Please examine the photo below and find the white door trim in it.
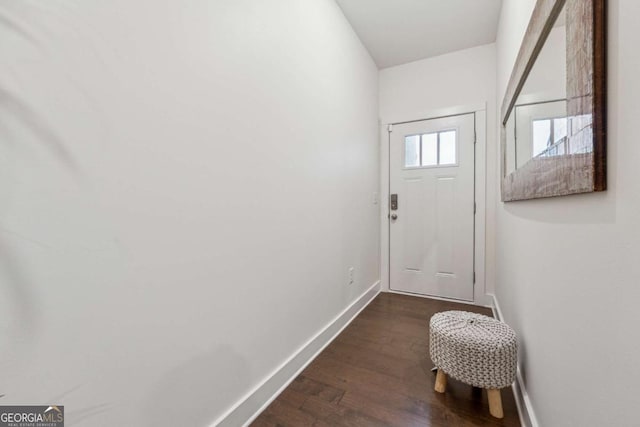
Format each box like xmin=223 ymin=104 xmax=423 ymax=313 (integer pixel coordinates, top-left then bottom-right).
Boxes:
xmin=380 ymin=102 xmax=488 ymax=129
xmin=380 ymin=103 xmax=491 ymax=306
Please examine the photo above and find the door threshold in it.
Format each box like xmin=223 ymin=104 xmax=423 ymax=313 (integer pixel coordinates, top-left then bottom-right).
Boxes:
xmin=387 ymin=289 xmax=490 ymax=308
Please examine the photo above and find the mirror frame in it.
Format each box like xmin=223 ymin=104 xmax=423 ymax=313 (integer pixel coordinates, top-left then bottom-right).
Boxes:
xmin=500 ymin=0 xmax=606 ymax=201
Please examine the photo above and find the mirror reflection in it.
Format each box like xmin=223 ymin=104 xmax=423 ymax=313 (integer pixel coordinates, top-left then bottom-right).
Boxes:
xmin=505 ymin=4 xmax=574 ymax=175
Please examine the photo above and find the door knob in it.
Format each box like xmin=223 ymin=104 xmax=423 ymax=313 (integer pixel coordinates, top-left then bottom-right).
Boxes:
xmin=391 ymin=214 xmax=398 ymax=220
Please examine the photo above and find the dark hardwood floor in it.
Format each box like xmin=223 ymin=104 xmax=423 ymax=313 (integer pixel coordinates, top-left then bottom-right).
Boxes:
xmin=251 ymin=292 xmax=521 ymax=427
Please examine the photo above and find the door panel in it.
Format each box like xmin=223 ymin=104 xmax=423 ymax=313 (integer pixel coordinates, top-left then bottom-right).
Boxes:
xmin=404 ymin=177 xmax=425 ymax=270
xmin=436 ymin=176 xmax=455 ymax=274
xmin=389 ymin=114 xmax=475 ymax=301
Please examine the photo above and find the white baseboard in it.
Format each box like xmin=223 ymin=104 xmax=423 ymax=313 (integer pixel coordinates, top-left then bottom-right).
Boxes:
xmin=212 ymin=281 xmax=382 ymax=427
xmin=489 ymin=293 xmax=539 ymax=427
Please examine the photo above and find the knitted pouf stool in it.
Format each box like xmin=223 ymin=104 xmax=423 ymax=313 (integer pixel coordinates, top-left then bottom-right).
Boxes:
xmin=429 ymin=310 xmax=517 ymax=418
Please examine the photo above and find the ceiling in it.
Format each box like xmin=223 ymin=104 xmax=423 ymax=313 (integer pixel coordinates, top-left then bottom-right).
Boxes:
xmin=335 ymin=0 xmax=503 ymax=69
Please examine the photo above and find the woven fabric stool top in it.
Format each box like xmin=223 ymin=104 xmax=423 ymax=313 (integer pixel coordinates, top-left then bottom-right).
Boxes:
xmin=429 ymin=310 xmax=517 ymax=389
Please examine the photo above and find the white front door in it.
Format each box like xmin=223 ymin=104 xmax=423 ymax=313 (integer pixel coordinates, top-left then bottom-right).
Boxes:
xmin=389 ymin=114 xmax=475 ymax=301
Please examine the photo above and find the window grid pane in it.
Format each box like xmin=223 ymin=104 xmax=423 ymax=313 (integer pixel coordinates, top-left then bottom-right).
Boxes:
xmin=532 ymin=119 xmax=551 ymax=157
xmin=553 ymin=117 xmax=568 ymax=144
xmin=421 ymin=133 xmax=438 ymax=166
xmin=404 ymin=135 xmax=420 ymax=167
xmin=439 ymin=130 xmax=456 ymax=165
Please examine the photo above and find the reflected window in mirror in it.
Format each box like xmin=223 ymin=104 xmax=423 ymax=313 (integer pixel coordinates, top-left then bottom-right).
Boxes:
xmin=532 ymin=116 xmax=568 ymax=157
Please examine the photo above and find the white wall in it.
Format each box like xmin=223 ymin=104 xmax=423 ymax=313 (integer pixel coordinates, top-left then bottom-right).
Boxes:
xmin=379 ymin=44 xmax=497 ymax=124
xmin=495 ymin=1 xmax=640 ymax=425
xmin=379 ymin=44 xmax=497 ymax=299
xmin=0 ymin=0 xmax=379 ymax=425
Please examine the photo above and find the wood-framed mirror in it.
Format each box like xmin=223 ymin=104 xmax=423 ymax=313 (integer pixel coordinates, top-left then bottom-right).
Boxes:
xmin=500 ymin=0 xmax=606 ymax=201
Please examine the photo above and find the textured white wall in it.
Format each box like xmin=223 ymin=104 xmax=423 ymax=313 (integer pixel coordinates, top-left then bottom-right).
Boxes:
xmin=379 ymin=44 xmax=497 ymax=297
xmin=495 ymin=0 xmax=640 ymax=425
xmin=0 ymin=0 xmax=379 ymax=425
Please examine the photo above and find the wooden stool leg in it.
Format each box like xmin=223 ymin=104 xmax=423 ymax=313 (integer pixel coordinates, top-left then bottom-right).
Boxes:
xmin=487 ymin=389 xmax=503 ymax=419
xmin=434 ymin=369 xmax=447 ymax=393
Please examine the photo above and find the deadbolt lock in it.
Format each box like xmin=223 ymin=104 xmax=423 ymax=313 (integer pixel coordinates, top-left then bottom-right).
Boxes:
xmin=390 ymin=194 xmax=398 ymax=210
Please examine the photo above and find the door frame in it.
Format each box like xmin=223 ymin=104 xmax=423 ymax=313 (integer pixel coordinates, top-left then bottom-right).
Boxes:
xmin=380 ymin=103 xmax=491 ymax=306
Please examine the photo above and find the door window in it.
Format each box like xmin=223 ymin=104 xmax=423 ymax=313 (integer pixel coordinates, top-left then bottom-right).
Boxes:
xmin=404 ymin=130 xmax=457 ymax=167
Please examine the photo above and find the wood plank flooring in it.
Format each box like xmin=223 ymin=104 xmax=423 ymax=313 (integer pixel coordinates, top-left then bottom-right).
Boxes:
xmin=251 ymin=292 xmax=521 ymax=427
